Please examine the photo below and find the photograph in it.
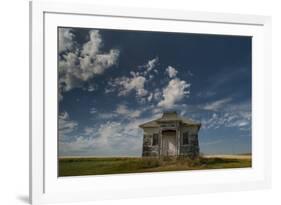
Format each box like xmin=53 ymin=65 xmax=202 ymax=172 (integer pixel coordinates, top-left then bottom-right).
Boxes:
xmin=58 ymin=27 xmax=252 ymax=177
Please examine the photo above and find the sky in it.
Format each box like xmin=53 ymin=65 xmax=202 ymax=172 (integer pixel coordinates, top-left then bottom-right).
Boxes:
xmin=58 ymin=27 xmax=252 ymax=157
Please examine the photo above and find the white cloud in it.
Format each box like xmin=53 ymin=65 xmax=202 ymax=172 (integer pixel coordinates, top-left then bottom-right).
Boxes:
xmin=87 ymin=84 xmax=96 ymax=92
xmin=58 ymin=112 xmax=78 ymax=140
xmin=84 ymin=127 xmax=95 ymax=136
xmin=60 ymin=122 xmax=123 ymax=152
xmin=59 ymin=136 xmax=92 ymax=152
xmin=200 ymin=101 xmax=251 ymax=131
xmin=201 ymin=112 xmax=227 ymax=130
xmin=202 ymin=97 xmax=232 ymax=111
xmin=146 ymin=88 xmax=162 ymax=103
xmin=202 ymin=111 xmax=251 ymax=130
xmin=201 ymin=139 xmax=223 ymax=146
xmin=91 ymin=104 xmax=143 ymax=120
xmin=58 ymin=29 xmax=120 ymax=97
xmin=113 ymin=75 xmax=148 ymax=97
xmin=89 ymin=107 xmax=97 ymax=114
xmin=116 ymin=104 xmax=141 ymax=118
xmin=224 ymin=110 xmax=251 ymax=130
xmin=153 ymin=88 xmax=162 ymax=101
xmin=166 ymin=66 xmax=178 ymax=78
xmin=58 ymin=28 xmax=74 ymax=53
xmin=139 ymin=57 xmax=159 ymax=74
xmin=147 ymin=93 xmax=153 ymax=102
xmin=94 ymin=122 xmax=123 ymax=147
xmin=84 ymin=82 xmax=98 ymax=93
xmin=81 ymin=30 xmax=102 ymax=57
xmin=59 ymin=112 xmax=166 ymax=156
xmin=98 ymin=113 xmax=117 ymax=119
xmin=109 ymin=57 xmax=160 ymax=98
xmin=146 ymin=57 xmax=159 ymax=72
xmin=232 ymin=120 xmax=249 ymax=127
xmin=158 ymin=78 xmax=190 ymax=108
xmin=105 ymin=57 xmax=161 ymax=102
xmin=115 ymin=104 xmax=129 ymax=115
xmin=59 ymin=120 xmax=143 ymax=156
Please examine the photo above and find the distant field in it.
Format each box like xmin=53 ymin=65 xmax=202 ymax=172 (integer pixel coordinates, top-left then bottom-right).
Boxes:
xmin=204 ymin=154 xmax=252 ymax=159
xmin=58 ymin=155 xmax=252 ymax=177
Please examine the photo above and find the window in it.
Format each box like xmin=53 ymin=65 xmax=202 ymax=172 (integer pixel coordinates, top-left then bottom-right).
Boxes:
xmin=182 ymin=132 xmax=189 ymax=145
xmin=144 ymin=134 xmax=152 ymax=146
xmin=152 ymin=134 xmax=158 ymax=146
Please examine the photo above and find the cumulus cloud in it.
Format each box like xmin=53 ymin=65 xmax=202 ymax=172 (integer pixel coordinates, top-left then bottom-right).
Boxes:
xmin=158 ymin=78 xmax=190 ymax=108
xmin=59 ymin=120 xmax=144 ymax=156
xmin=105 ymin=57 xmax=162 ymax=102
xmin=58 ymin=29 xmax=120 ymax=98
xmin=59 ymin=122 xmax=123 ymax=152
xmin=111 ymin=75 xmax=148 ymax=98
xmin=110 ymin=62 xmax=189 ymax=106
xmin=166 ymin=66 xmax=178 ymax=78
xmin=59 ymin=136 xmax=92 ymax=152
xmin=80 ymin=30 xmax=102 ymax=57
xmin=59 ymin=100 xmax=250 ymax=156
xmin=139 ymin=57 xmax=159 ymax=74
xmin=58 ymin=28 xmax=74 ymax=53
xmin=145 ymin=88 xmax=162 ymax=103
xmin=94 ymin=122 xmax=123 ymax=147
xmin=58 ymin=111 xmax=168 ymax=156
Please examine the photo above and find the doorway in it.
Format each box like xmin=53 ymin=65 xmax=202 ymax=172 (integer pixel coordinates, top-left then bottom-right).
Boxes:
xmin=162 ymin=130 xmax=177 ymax=156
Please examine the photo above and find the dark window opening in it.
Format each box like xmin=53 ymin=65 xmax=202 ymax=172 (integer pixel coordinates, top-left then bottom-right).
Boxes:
xmin=182 ymin=132 xmax=189 ymax=145
xmin=152 ymin=134 xmax=158 ymax=146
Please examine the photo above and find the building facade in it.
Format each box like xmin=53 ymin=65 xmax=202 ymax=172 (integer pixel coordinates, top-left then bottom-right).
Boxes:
xmin=139 ymin=111 xmax=201 ymax=158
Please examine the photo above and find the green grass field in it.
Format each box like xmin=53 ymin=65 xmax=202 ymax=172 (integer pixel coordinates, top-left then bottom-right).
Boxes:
xmin=58 ymin=155 xmax=251 ymax=177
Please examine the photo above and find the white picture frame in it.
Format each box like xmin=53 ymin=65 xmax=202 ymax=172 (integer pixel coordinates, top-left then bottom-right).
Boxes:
xmin=30 ymin=0 xmax=272 ymax=204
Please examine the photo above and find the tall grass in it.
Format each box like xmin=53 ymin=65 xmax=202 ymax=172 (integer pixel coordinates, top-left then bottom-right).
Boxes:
xmin=59 ymin=156 xmax=251 ymax=176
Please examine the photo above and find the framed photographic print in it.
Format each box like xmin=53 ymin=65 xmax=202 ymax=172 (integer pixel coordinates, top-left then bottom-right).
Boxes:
xmin=30 ymin=0 xmax=272 ymax=204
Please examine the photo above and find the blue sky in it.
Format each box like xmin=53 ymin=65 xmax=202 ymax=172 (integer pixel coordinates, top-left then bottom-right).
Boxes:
xmin=58 ymin=27 xmax=252 ymax=156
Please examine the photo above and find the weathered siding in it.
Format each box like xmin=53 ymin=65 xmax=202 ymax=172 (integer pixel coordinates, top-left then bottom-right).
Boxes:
xmin=142 ymin=128 xmax=160 ymax=157
xmin=142 ymin=122 xmax=200 ymax=158
xmin=179 ymin=125 xmax=200 ymax=158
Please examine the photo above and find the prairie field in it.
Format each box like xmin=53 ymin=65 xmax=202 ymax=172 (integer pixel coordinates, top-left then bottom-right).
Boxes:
xmin=58 ymin=155 xmax=251 ymax=177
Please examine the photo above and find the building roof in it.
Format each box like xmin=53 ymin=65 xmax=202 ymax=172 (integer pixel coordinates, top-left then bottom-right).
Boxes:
xmin=139 ymin=111 xmax=201 ymax=128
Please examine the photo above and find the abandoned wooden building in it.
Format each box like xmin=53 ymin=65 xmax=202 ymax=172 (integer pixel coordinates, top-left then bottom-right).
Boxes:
xmin=139 ymin=111 xmax=201 ymax=158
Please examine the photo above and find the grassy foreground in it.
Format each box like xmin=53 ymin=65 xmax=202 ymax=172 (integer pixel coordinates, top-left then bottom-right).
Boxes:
xmin=58 ymin=155 xmax=251 ymax=177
